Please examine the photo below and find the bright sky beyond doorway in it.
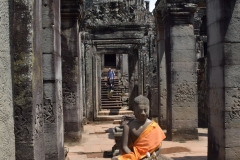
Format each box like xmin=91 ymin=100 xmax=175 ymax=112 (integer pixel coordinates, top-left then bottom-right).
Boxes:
xmin=149 ymin=0 xmax=157 ymax=12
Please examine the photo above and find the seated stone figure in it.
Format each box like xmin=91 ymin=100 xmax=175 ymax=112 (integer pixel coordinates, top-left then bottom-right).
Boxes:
xmin=112 ymin=95 xmax=166 ymax=160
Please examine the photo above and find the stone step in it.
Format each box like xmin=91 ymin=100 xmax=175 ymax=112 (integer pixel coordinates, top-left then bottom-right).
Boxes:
xmin=98 ymin=109 xmax=133 ymax=116
xmin=101 ymin=103 xmax=122 ymax=106
xmin=101 ymin=102 xmax=122 ymax=105
xmin=100 ymin=106 xmax=122 ymax=109
xmin=95 ymin=115 xmax=124 ymax=121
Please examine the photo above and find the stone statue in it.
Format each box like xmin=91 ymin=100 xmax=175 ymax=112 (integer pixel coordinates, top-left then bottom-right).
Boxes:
xmin=112 ymin=95 xmax=166 ymax=160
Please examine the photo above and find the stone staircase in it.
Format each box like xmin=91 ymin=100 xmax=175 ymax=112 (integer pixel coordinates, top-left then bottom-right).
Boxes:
xmin=97 ymin=68 xmax=133 ymax=121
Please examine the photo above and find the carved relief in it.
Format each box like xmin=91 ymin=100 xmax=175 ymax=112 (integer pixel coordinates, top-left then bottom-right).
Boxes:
xmin=228 ymin=92 xmax=240 ymax=120
xmin=161 ymin=89 xmax=167 ymax=99
xmin=63 ymin=91 xmax=76 ymax=109
xmin=84 ymin=1 xmax=150 ymax=27
xmin=174 ymin=82 xmax=195 ymax=102
xmin=14 ymin=106 xmax=29 ymax=142
xmin=43 ymin=99 xmax=55 ymax=123
xmin=34 ymin=104 xmax=43 ymax=139
xmin=58 ymin=89 xmax=63 ymax=120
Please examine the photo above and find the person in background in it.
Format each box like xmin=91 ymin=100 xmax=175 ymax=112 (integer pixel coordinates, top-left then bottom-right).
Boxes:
xmin=106 ymin=68 xmax=115 ymax=99
xmin=107 ymin=68 xmax=115 ymax=85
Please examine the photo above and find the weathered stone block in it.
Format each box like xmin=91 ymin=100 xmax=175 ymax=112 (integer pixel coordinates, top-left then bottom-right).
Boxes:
xmin=225 ymin=147 xmax=240 ymax=160
xmin=224 ymin=43 xmax=240 ymax=65
xmin=225 ymin=128 xmax=240 ymax=148
xmin=171 ymin=36 xmax=195 ymax=50
xmin=171 ymin=50 xmax=196 ymax=62
xmin=149 ymin=88 xmax=159 ymax=117
xmin=208 ymin=126 xmax=225 ymax=158
xmin=43 ymin=83 xmax=55 ymax=99
xmin=224 ymin=65 xmax=240 ymax=88
xmin=171 ymin=71 xmax=197 ymax=83
xmin=225 ymin=15 xmax=240 ymax=42
xmin=170 ymin=25 xmax=194 ymax=37
xmin=43 ymin=54 xmax=54 ymax=80
xmin=0 ymin=1 xmax=15 ymax=156
xmin=207 ymin=21 xmax=226 ymax=45
xmin=171 ymin=62 xmax=197 ymax=72
xmin=172 ymin=106 xmax=197 ymax=127
xmin=42 ymin=28 xmax=54 ymax=53
xmin=208 ymin=43 xmax=224 ymax=67
xmin=64 ymin=109 xmax=81 ymax=122
xmin=209 ymin=113 xmax=224 ymax=128
xmin=171 ymin=82 xmax=197 ymax=103
xmin=171 ymin=128 xmax=198 ymax=141
xmin=208 ymin=66 xmax=224 ymax=88
xmin=207 ymin=0 xmax=225 ymax=25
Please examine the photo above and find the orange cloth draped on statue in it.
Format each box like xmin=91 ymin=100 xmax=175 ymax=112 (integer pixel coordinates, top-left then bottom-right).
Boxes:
xmin=118 ymin=121 xmax=166 ymax=160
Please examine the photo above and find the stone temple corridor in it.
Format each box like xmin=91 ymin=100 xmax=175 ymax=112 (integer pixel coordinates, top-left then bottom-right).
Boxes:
xmin=1 ymin=0 xmax=240 ymax=159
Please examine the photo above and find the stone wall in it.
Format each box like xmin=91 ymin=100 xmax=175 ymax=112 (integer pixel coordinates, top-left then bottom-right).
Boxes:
xmin=207 ymin=0 xmax=240 ymax=159
xmin=0 ymin=0 xmax=15 ymax=159
xmin=13 ymin=0 xmax=45 ymax=159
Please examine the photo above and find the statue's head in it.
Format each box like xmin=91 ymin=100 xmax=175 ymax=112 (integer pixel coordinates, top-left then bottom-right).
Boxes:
xmin=133 ymin=95 xmax=149 ymax=121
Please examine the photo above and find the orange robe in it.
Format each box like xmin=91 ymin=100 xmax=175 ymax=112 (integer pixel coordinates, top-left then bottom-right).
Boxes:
xmin=118 ymin=121 xmax=166 ymax=160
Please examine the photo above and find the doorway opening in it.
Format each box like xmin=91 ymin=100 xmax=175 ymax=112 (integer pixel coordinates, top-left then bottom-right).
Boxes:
xmin=104 ymin=54 xmax=116 ymax=68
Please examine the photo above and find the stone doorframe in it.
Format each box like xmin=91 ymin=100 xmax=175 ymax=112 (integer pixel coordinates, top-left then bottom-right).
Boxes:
xmin=93 ymin=46 xmax=134 ymax=118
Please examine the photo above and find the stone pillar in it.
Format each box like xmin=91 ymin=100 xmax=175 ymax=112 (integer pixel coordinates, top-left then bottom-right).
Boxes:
xmin=97 ymin=53 xmax=102 ymax=116
xmin=0 ymin=0 xmax=15 ymax=159
xmin=116 ymin=54 xmax=121 ymax=70
xmin=163 ymin=3 xmax=198 ymax=141
xmin=42 ymin=0 xmax=64 ymax=159
xmin=207 ymin=1 xmax=240 ymax=159
xmin=81 ymin=33 xmax=87 ymax=119
xmin=13 ymin=0 xmax=45 ymax=159
xmin=92 ymin=45 xmax=97 ymax=119
xmin=61 ymin=1 xmax=82 ymax=142
xmin=128 ymin=49 xmax=139 ymax=110
xmin=79 ymin=32 xmax=84 ymax=127
xmin=148 ymin=34 xmax=160 ymax=120
xmin=85 ymin=41 xmax=93 ymax=120
xmin=155 ymin=14 xmax=167 ymax=128
xmin=138 ymin=46 xmax=144 ymax=95
xmin=121 ymin=54 xmax=129 ymax=79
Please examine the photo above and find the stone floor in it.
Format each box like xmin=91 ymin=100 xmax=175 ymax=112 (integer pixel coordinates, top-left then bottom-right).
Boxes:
xmin=64 ymin=123 xmax=207 ymax=160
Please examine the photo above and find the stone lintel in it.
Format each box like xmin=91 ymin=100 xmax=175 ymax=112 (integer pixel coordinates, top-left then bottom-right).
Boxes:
xmin=96 ymin=44 xmax=132 ymax=49
xmin=97 ymin=48 xmax=130 ymax=54
xmin=156 ymin=2 xmax=198 ymax=25
xmin=93 ymin=39 xmax=141 ymax=45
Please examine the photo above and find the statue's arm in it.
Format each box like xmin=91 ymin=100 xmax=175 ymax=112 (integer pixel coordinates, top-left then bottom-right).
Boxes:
xmin=121 ymin=124 xmax=132 ymax=154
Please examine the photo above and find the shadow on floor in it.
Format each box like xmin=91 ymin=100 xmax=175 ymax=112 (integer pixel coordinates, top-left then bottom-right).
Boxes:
xmin=198 ymin=132 xmax=208 ymax=137
xmin=171 ymin=156 xmax=207 ymax=160
xmin=86 ymin=151 xmax=113 ymax=158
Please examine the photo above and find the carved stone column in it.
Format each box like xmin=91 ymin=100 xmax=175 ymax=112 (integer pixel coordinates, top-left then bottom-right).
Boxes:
xmin=154 ymin=13 xmax=167 ymax=128
xmin=13 ymin=0 xmax=45 ymax=159
xmin=128 ymin=48 xmax=139 ymax=110
xmin=61 ymin=0 xmax=83 ymax=142
xmin=138 ymin=45 xmax=144 ymax=95
xmin=157 ymin=2 xmax=198 ymax=141
xmin=85 ymin=40 xmax=94 ymax=120
xmin=42 ymin=0 xmax=64 ymax=159
xmin=207 ymin=1 xmax=240 ymax=159
xmin=0 ymin=0 xmax=15 ymax=159
xmin=194 ymin=7 xmax=208 ymax=128
xmin=121 ymin=54 xmax=129 ymax=80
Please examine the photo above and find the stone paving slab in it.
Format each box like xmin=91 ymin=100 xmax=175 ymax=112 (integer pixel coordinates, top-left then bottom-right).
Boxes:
xmin=65 ymin=123 xmax=208 ymax=160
